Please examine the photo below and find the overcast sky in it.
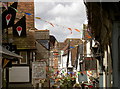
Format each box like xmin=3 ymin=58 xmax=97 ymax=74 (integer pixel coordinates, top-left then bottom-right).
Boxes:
xmin=34 ymin=0 xmax=87 ymax=42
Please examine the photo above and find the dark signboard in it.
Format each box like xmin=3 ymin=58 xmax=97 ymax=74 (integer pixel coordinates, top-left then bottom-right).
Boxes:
xmin=84 ymin=57 xmax=97 ymax=71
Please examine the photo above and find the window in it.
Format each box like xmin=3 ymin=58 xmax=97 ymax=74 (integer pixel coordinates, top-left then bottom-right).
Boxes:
xmin=20 ymin=51 xmax=27 ymax=64
xmin=36 ymin=39 xmax=49 ymax=50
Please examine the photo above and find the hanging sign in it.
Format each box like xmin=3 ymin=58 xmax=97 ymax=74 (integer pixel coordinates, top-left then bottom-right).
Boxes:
xmin=32 ymin=62 xmax=46 ymax=79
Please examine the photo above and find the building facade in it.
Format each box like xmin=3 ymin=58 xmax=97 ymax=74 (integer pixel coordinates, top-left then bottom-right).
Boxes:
xmin=85 ymin=2 xmax=120 ymax=87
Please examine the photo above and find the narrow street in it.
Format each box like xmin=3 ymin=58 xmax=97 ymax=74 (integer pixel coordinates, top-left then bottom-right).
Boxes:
xmin=0 ymin=0 xmax=120 ymax=89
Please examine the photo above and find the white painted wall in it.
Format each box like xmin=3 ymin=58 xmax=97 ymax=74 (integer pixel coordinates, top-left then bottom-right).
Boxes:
xmin=68 ymin=52 xmax=72 ymax=67
xmin=9 ymin=66 xmax=29 ymax=82
xmin=61 ymin=55 xmax=67 ymax=73
xmin=58 ymin=51 xmax=63 ymax=71
xmin=86 ymin=41 xmax=91 ymax=57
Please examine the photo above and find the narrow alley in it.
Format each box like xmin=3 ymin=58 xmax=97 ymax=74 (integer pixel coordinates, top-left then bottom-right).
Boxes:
xmin=0 ymin=0 xmax=120 ymax=89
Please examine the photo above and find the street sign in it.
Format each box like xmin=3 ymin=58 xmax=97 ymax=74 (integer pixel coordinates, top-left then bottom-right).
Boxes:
xmin=32 ymin=62 xmax=46 ymax=79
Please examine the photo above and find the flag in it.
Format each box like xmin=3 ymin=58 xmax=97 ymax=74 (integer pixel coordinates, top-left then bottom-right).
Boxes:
xmin=49 ymin=22 xmax=54 ymax=27
xmin=25 ymin=13 xmax=32 ymax=15
xmin=2 ymin=2 xmax=18 ymax=30
xmin=68 ymin=28 xmax=72 ymax=34
xmin=10 ymin=6 xmax=18 ymax=12
xmin=35 ymin=17 xmax=41 ymax=19
xmin=87 ymin=35 xmax=91 ymax=39
xmin=13 ymin=16 xmax=26 ymax=37
xmin=2 ymin=3 xmax=8 ymax=10
xmin=3 ymin=59 xmax=10 ymax=68
xmin=70 ymin=46 xmax=74 ymax=48
xmin=75 ymin=29 xmax=80 ymax=32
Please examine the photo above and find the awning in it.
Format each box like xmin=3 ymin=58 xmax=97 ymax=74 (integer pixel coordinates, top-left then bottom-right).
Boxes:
xmin=0 ymin=45 xmax=23 ymax=59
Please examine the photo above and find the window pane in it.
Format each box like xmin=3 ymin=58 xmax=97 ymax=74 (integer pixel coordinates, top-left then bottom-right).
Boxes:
xmin=36 ymin=40 xmax=49 ymax=50
xmin=20 ymin=51 xmax=27 ymax=64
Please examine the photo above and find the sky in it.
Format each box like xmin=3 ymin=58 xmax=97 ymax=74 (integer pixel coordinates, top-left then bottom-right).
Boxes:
xmin=34 ymin=0 xmax=87 ymax=42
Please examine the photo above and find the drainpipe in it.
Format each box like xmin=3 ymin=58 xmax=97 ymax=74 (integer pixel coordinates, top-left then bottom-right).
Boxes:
xmin=107 ymin=45 xmax=112 ymax=87
xmin=103 ymin=49 xmax=107 ymax=87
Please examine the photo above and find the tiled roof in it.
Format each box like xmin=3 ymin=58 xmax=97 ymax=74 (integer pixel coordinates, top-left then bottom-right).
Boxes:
xmin=35 ymin=30 xmax=49 ymax=40
xmin=0 ymin=45 xmax=23 ymax=59
xmin=13 ymin=30 xmax=36 ymax=50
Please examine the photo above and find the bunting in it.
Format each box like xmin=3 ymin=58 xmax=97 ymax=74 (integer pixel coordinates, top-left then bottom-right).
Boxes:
xmin=2 ymin=4 xmax=82 ymax=34
xmin=68 ymin=28 xmax=72 ymax=34
xmin=25 ymin=13 xmax=32 ymax=15
xmin=75 ymin=29 xmax=80 ymax=32
xmin=2 ymin=3 xmax=32 ymax=16
xmin=35 ymin=17 xmax=41 ymax=19
xmin=49 ymin=22 xmax=54 ymax=27
xmin=87 ymin=29 xmax=93 ymax=38
xmin=2 ymin=3 xmax=8 ymax=10
xmin=10 ymin=6 xmax=18 ymax=12
xmin=35 ymin=17 xmax=82 ymax=34
xmin=3 ymin=59 xmax=10 ymax=68
xmin=70 ymin=46 xmax=74 ymax=48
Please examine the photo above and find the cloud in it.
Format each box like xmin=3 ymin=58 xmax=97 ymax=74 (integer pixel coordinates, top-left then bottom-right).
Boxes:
xmin=34 ymin=1 xmax=87 ymax=42
xmin=48 ymin=3 xmax=83 ymax=17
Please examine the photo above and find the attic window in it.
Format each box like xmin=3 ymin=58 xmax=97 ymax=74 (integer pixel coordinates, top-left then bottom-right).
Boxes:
xmin=36 ymin=39 xmax=49 ymax=50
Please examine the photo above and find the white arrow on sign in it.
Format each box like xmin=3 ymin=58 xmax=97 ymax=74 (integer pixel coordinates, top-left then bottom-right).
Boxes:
xmin=6 ymin=14 xmax=12 ymax=25
xmin=16 ymin=26 xmax=22 ymax=36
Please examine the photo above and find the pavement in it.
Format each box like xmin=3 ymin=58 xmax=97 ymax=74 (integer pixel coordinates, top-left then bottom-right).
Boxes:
xmin=7 ymin=83 xmax=34 ymax=89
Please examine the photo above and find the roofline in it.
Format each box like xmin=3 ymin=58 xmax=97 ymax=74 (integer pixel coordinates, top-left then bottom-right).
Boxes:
xmin=0 ymin=46 xmax=23 ymax=59
xmin=35 ymin=30 xmax=49 ymax=32
xmin=64 ymin=38 xmax=82 ymax=42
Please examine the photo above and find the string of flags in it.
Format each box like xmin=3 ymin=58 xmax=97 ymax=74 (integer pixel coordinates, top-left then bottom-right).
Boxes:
xmin=2 ymin=2 xmax=92 ymax=38
xmin=2 ymin=3 xmax=8 ymax=10
xmin=2 ymin=2 xmax=81 ymax=34
xmin=2 ymin=3 xmax=32 ymax=16
xmin=35 ymin=17 xmax=82 ymax=34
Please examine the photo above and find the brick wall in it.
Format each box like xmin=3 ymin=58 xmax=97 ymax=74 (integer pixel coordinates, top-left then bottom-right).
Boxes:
xmin=13 ymin=1 xmax=34 ymax=30
xmin=35 ymin=30 xmax=49 ymax=40
xmin=7 ymin=1 xmax=36 ymax=49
